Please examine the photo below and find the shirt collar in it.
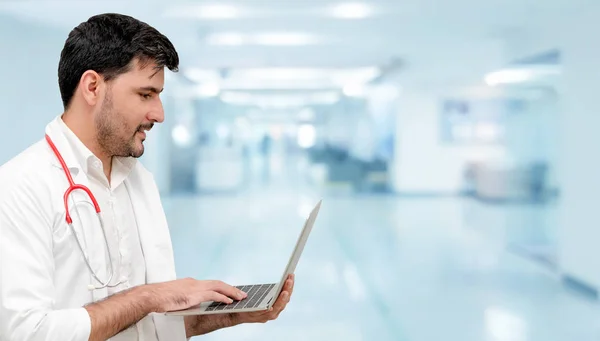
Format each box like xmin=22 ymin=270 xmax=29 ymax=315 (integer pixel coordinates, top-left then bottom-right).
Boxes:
xmin=57 ymin=116 xmax=96 ymax=175
xmin=49 ymin=115 xmax=137 ymax=185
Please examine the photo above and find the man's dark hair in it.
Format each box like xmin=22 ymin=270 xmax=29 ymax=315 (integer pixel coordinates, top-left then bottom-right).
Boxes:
xmin=58 ymin=13 xmax=179 ymax=109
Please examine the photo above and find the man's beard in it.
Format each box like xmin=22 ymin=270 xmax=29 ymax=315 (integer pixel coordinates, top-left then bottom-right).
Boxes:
xmin=95 ymin=94 xmax=151 ymax=159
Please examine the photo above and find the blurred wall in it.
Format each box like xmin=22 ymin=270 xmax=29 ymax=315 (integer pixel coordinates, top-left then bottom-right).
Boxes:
xmin=556 ymin=8 xmax=600 ymax=291
xmin=500 ymin=3 xmax=600 ymax=292
xmin=503 ymin=95 xmax=559 ymax=191
xmin=0 ymin=15 xmax=66 ymax=164
xmin=392 ymin=91 xmax=505 ymax=194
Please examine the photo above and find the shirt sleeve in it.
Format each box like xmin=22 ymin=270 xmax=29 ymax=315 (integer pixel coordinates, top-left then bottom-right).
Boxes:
xmin=0 ymin=177 xmax=92 ymax=341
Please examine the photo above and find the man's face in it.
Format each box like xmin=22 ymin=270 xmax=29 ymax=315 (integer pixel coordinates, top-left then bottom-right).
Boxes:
xmin=95 ymin=58 xmax=165 ymax=158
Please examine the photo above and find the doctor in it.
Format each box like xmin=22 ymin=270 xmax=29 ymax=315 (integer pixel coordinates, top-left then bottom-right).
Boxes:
xmin=0 ymin=13 xmax=294 ymax=341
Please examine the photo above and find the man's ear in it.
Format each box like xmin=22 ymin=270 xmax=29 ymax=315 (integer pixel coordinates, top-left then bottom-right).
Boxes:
xmin=79 ymin=70 xmax=103 ymax=106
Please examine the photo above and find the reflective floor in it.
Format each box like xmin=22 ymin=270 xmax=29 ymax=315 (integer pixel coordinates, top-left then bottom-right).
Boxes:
xmin=162 ymin=186 xmax=600 ymax=341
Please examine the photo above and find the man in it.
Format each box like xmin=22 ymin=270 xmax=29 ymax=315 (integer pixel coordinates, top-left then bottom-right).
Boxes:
xmin=0 ymin=13 xmax=294 ymax=341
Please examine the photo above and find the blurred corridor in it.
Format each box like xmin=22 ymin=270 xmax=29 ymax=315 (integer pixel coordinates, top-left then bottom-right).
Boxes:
xmin=164 ymin=192 xmax=600 ymax=341
xmin=3 ymin=0 xmax=600 ymax=340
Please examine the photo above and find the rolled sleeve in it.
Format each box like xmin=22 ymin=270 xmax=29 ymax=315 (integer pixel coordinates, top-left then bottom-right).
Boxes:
xmin=0 ymin=176 xmax=91 ymax=341
xmin=3 ymin=307 xmax=91 ymax=341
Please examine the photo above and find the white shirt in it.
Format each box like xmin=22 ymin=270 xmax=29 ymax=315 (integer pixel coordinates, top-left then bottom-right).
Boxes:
xmin=57 ymin=119 xmax=157 ymax=340
xmin=0 ymin=116 xmax=186 ymax=341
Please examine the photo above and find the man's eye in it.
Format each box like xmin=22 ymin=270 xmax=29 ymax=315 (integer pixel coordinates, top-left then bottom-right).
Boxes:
xmin=141 ymin=93 xmax=152 ymax=99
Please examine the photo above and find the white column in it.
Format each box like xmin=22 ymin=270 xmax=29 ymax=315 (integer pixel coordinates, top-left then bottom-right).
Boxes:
xmin=557 ymin=8 xmax=600 ymax=290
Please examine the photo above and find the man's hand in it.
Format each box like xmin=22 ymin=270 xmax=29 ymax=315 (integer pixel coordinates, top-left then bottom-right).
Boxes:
xmin=148 ymin=278 xmax=247 ymax=313
xmin=85 ymin=278 xmax=245 ymax=341
xmin=186 ymin=274 xmax=295 ymax=337
xmin=233 ymin=274 xmax=295 ymax=324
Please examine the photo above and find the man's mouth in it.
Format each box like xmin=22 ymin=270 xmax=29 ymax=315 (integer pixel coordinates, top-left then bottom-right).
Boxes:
xmin=137 ymin=124 xmax=153 ymax=135
xmin=136 ymin=126 xmax=152 ymax=141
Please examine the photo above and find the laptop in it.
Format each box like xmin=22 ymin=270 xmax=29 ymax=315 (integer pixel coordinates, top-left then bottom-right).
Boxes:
xmin=165 ymin=199 xmax=322 ymax=316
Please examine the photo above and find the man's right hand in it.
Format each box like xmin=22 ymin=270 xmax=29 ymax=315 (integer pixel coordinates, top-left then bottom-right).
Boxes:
xmin=85 ymin=278 xmax=246 ymax=341
xmin=147 ymin=278 xmax=248 ymax=312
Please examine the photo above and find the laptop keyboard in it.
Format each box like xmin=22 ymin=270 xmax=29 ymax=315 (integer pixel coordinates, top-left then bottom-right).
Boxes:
xmin=206 ymin=283 xmax=276 ymax=312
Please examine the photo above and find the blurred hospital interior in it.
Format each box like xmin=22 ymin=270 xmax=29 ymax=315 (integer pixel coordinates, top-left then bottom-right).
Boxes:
xmin=2 ymin=0 xmax=600 ymax=340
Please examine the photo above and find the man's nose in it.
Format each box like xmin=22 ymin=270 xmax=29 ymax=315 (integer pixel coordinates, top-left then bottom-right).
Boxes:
xmin=148 ymin=99 xmax=165 ymax=123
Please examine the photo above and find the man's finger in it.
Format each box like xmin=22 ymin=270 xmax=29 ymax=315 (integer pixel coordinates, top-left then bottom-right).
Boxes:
xmin=210 ymin=281 xmax=247 ymax=301
xmin=272 ymin=291 xmax=289 ymax=311
xmin=206 ymin=291 xmax=234 ymax=305
xmin=284 ymin=279 xmax=294 ymax=298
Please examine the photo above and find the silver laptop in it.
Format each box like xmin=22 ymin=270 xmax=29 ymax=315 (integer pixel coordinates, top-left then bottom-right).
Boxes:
xmin=165 ymin=199 xmax=322 ymax=316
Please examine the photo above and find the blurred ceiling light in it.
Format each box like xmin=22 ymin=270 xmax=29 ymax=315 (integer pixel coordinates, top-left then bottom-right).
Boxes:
xmin=485 ymin=69 xmax=535 ymax=86
xmin=311 ymin=92 xmax=341 ymax=104
xmin=165 ymin=4 xmax=240 ymax=19
xmin=201 ymin=5 xmax=239 ymax=19
xmin=220 ymin=91 xmax=340 ymax=108
xmin=230 ymin=66 xmax=379 ymax=83
xmin=184 ymin=69 xmax=221 ymax=82
xmin=254 ymin=33 xmax=318 ymax=46
xmin=172 ymin=124 xmax=193 ymax=147
xmin=182 ymin=67 xmax=380 ymax=92
xmin=216 ymin=124 xmax=230 ymax=139
xmin=220 ymin=91 xmax=254 ymax=103
xmin=220 ymin=79 xmax=337 ymax=90
xmin=206 ymin=33 xmax=245 ymax=46
xmin=234 ymin=68 xmax=324 ymax=80
xmin=484 ymin=65 xmax=560 ymax=86
xmin=206 ymin=32 xmax=319 ymax=46
xmin=330 ymin=3 xmax=373 ymax=19
xmin=297 ymin=124 xmax=317 ymax=149
xmin=197 ymin=83 xmax=220 ymax=97
xmin=343 ymin=84 xmax=366 ymax=97
xmin=330 ymin=67 xmax=381 ymax=85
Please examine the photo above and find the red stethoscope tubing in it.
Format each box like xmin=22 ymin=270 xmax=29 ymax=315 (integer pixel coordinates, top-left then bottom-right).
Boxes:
xmin=45 ymin=134 xmax=101 ymax=224
xmin=44 ymin=134 xmax=123 ymax=290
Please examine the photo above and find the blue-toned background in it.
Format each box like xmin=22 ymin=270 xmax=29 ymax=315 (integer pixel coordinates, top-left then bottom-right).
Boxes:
xmin=2 ymin=1 xmax=600 ymax=339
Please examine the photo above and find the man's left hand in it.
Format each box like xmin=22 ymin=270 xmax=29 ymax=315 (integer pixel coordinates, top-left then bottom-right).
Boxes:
xmin=232 ymin=274 xmax=295 ymax=324
xmin=185 ymin=274 xmax=295 ymax=337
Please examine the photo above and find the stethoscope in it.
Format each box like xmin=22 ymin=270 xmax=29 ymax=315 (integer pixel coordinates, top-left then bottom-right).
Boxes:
xmin=45 ymin=134 xmax=124 ymax=291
